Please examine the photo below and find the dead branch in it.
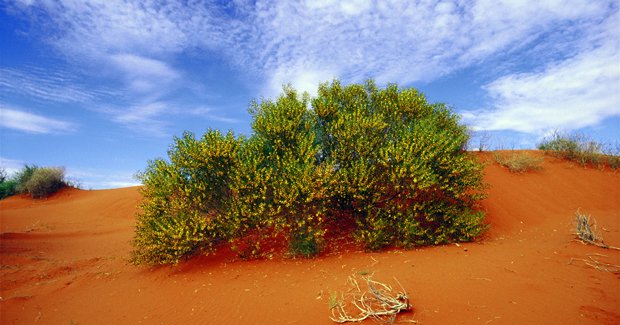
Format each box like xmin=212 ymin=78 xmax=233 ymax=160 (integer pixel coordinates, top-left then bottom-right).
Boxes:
xmin=330 ymin=274 xmax=412 ymax=324
xmin=568 ymin=255 xmax=620 ymax=273
xmin=574 ymin=211 xmax=620 ymax=251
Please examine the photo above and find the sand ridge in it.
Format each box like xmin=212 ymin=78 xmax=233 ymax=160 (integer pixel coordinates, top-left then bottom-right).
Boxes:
xmin=1 ymin=152 xmax=619 ymax=324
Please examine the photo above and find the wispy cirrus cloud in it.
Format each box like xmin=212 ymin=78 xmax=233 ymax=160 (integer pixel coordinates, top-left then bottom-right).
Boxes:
xmin=233 ymin=0 xmax=613 ymax=97
xmin=0 ymin=107 xmax=75 ymax=134
xmin=17 ymin=1 xmax=611 ymax=93
xmin=464 ymin=10 xmax=620 ymax=134
xmin=6 ymin=0 xmax=619 ymax=135
xmin=109 ymin=53 xmax=180 ymax=94
xmin=0 ymin=156 xmax=25 ymax=176
xmin=0 ymin=66 xmax=114 ymax=103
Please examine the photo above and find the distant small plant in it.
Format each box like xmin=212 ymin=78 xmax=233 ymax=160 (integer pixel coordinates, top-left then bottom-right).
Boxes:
xmin=0 ymin=168 xmax=17 ymax=199
xmin=14 ymin=164 xmax=38 ymax=194
xmin=493 ymin=151 xmax=543 ymax=173
xmin=2 ymin=165 xmax=69 ymax=199
xmin=538 ymin=131 xmax=618 ymax=168
xmin=24 ymin=167 xmax=67 ymax=198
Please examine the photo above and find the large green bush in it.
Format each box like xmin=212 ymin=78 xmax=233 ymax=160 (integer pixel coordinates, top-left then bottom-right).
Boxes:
xmin=132 ymin=80 xmax=487 ymax=265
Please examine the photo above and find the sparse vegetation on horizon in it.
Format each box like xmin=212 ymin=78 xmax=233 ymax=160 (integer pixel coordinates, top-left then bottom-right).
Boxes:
xmin=132 ymin=79 xmax=487 ymax=265
xmin=538 ymin=131 xmax=620 ymax=169
xmin=0 ymin=165 xmax=69 ymax=199
xmin=493 ymin=151 xmax=543 ymax=173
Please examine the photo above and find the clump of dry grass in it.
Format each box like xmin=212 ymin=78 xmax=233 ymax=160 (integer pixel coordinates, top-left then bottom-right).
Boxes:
xmin=569 ymin=211 xmax=620 ymax=273
xmin=493 ymin=151 xmax=543 ymax=173
xmin=574 ymin=210 xmax=619 ymax=250
xmin=329 ymin=274 xmax=412 ymax=324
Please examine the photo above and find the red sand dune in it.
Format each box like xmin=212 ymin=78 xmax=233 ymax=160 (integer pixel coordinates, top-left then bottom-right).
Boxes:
xmin=1 ymin=152 xmax=619 ymax=324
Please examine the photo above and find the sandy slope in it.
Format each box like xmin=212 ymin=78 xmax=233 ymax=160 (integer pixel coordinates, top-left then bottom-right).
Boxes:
xmin=1 ymin=152 xmax=619 ymax=324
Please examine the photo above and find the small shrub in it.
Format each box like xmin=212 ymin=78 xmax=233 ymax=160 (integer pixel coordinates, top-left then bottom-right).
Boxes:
xmin=0 ymin=178 xmax=17 ymax=199
xmin=0 ymin=168 xmax=16 ymax=199
xmin=14 ymin=164 xmax=38 ymax=194
xmin=0 ymin=180 xmax=17 ymax=199
xmin=24 ymin=167 xmax=66 ymax=198
xmin=1 ymin=165 xmax=68 ymax=199
xmin=493 ymin=151 xmax=543 ymax=173
xmin=538 ymin=131 xmax=617 ymax=168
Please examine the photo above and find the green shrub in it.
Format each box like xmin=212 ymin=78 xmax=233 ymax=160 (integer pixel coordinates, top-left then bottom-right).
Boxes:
xmin=0 ymin=180 xmax=17 ymax=199
xmin=493 ymin=151 xmax=543 ymax=173
xmin=23 ymin=167 xmax=66 ymax=199
xmin=14 ymin=164 xmax=38 ymax=194
xmin=313 ymin=80 xmax=486 ymax=250
xmin=0 ymin=168 xmax=16 ymax=199
xmin=538 ymin=132 xmax=618 ymax=168
xmin=132 ymin=79 xmax=487 ymax=265
xmin=132 ymin=131 xmax=242 ymax=265
xmin=0 ymin=165 xmax=68 ymax=199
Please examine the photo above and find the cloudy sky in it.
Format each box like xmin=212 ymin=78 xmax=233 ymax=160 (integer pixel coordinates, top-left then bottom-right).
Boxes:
xmin=1 ymin=0 xmax=619 ymax=189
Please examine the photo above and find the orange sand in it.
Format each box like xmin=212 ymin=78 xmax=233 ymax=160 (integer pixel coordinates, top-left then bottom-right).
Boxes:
xmin=1 ymin=152 xmax=619 ymax=324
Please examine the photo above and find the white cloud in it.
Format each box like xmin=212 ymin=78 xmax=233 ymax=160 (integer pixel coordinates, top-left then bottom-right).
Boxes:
xmin=227 ymin=0 xmax=614 ymax=99
xmin=14 ymin=1 xmax=613 ymax=94
xmin=65 ymin=167 xmax=141 ymax=189
xmin=265 ymin=64 xmax=337 ymax=98
xmin=110 ymin=54 xmax=180 ymax=93
xmin=7 ymin=0 xmax=619 ymax=133
xmin=0 ymin=107 xmax=75 ymax=134
xmin=188 ymin=106 xmax=241 ymax=123
xmin=464 ymin=11 xmax=620 ymax=134
xmin=0 ymin=157 xmax=25 ymax=176
xmin=0 ymin=67 xmax=114 ymax=103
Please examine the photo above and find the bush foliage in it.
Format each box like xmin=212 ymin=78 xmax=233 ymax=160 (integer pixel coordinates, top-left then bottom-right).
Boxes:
xmin=132 ymin=80 xmax=487 ymax=265
xmin=0 ymin=165 xmax=68 ymax=199
xmin=0 ymin=168 xmax=17 ymax=199
xmin=538 ymin=131 xmax=620 ymax=169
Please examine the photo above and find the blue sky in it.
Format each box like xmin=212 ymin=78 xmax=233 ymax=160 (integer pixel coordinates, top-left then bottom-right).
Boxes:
xmin=1 ymin=0 xmax=619 ymax=189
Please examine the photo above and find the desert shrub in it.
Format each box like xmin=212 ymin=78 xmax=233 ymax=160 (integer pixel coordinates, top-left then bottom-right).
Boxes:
xmin=132 ymin=130 xmax=242 ymax=265
xmin=14 ymin=164 xmax=38 ymax=194
xmin=132 ymin=79 xmax=487 ymax=265
xmin=227 ymin=88 xmax=329 ymax=257
xmin=493 ymin=151 xmax=543 ymax=173
xmin=23 ymin=167 xmax=66 ymax=198
xmin=313 ymin=80 xmax=486 ymax=250
xmin=538 ymin=131 xmax=618 ymax=168
xmin=1 ymin=165 xmax=68 ymax=199
xmin=0 ymin=168 xmax=17 ymax=199
xmin=0 ymin=180 xmax=17 ymax=199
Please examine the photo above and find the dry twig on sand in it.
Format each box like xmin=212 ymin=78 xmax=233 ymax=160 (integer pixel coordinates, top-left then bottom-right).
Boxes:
xmin=574 ymin=210 xmax=620 ymax=251
xmin=329 ymin=274 xmax=413 ymax=324
xmin=568 ymin=254 xmax=620 ymax=273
